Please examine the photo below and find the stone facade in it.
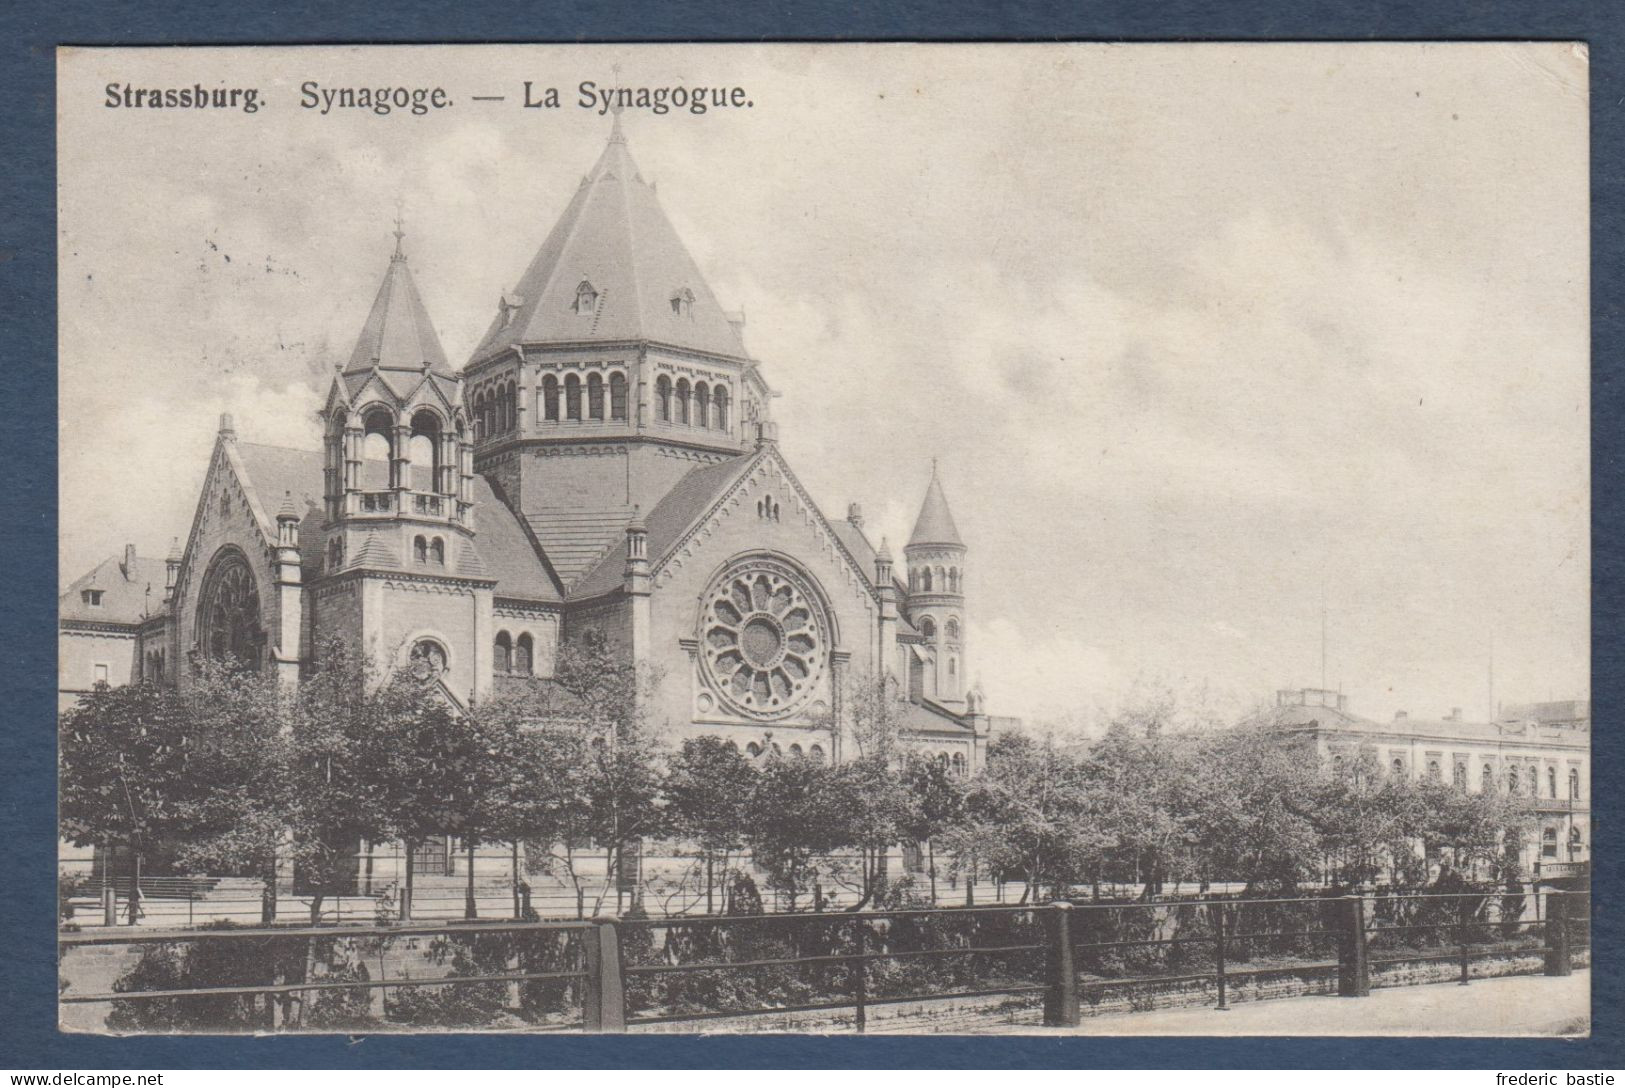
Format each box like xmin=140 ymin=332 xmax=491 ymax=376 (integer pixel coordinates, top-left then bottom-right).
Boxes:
xmin=59 ymin=125 xmax=1007 ymax=880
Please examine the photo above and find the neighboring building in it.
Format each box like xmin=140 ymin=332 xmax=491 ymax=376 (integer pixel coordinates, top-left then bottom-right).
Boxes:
xmin=1262 ymin=687 xmax=1590 ymax=877
xmin=59 ymin=122 xmax=1008 ymax=883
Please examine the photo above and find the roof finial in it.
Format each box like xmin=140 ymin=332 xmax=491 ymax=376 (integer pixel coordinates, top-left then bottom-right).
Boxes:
xmin=608 ymin=63 xmax=627 ymax=144
xmin=392 ymin=197 xmax=406 ymax=260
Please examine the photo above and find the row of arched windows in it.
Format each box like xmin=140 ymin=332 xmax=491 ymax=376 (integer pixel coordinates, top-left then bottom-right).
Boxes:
xmin=541 ymin=372 xmax=628 ymax=422
xmin=655 ymin=375 xmax=730 ymax=430
xmin=916 ymin=616 xmax=960 ymax=642
xmin=359 ymin=407 xmax=444 ymax=491
xmin=910 ymin=566 xmax=962 ymax=593
xmin=737 ymin=739 xmax=825 ymax=763
xmin=473 ymin=382 xmax=518 ymax=442
xmin=1359 ymin=753 xmax=1583 ymax=801
xmin=413 ymin=535 xmax=446 ymax=566
xmin=494 ymin=631 xmax=535 ymax=677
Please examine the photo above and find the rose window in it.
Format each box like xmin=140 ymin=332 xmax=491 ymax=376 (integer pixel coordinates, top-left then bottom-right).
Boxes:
xmin=700 ymin=560 xmax=828 ymax=720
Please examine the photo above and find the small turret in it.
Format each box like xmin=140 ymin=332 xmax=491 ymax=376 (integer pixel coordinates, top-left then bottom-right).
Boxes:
xmin=163 ymin=537 xmax=181 ymax=603
xmin=905 ymin=462 xmax=969 ymax=704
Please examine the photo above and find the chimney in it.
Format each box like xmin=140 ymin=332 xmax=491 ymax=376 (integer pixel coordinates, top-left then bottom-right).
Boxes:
xmin=1447 ymin=707 xmax=1462 ymax=722
xmin=847 ymin=502 xmax=864 ymax=529
xmin=218 ymin=412 xmax=237 ymax=440
xmin=121 ymin=543 xmax=136 ymax=580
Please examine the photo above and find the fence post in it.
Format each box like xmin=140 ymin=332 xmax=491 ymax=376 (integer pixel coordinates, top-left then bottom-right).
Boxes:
xmin=101 ymin=878 xmax=116 ymax=928
xmin=582 ymin=916 xmax=627 ymax=1032
xmin=1213 ymin=902 xmax=1229 ymax=1011
xmin=851 ymin=915 xmax=868 ymax=1034
xmin=1544 ymin=891 xmax=1571 ymax=977
xmin=1043 ymin=901 xmax=1080 ymax=1027
xmin=1336 ymin=895 xmax=1369 ymax=997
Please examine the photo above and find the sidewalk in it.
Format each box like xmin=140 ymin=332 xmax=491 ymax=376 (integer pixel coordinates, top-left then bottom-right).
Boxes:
xmin=991 ymin=971 xmax=1589 ymax=1037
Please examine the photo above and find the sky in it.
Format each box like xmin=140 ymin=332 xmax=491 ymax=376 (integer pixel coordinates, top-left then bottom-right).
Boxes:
xmin=57 ymin=43 xmax=1589 ymax=725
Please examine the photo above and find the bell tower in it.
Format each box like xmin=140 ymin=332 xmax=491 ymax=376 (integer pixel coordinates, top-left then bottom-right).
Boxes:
xmin=319 ymin=225 xmax=476 ymax=585
xmin=905 ymin=461 xmax=968 ymax=705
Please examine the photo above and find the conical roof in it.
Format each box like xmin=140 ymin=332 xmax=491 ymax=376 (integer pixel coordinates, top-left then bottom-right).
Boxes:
xmin=344 ymin=231 xmax=452 ymax=377
xmin=469 ymin=121 xmax=747 ymax=364
xmin=907 ymin=464 xmax=964 ymax=549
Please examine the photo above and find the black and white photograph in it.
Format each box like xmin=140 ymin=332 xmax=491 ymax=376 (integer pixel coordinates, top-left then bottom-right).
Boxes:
xmin=54 ymin=42 xmax=1590 ymax=1036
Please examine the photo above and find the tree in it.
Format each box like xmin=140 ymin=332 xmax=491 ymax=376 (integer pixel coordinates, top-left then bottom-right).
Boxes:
xmin=1183 ymin=727 xmax=1325 ymax=893
xmin=495 ymin=632 xmax=667 ymax=915
xmin=664 ymin=736 xmax=756 ymax=913
xmin=956 ymin=732 xmax=1101 ymax=903
xmin=60 ymin=680 xmax=199 ymax=922
xmin=899 ymin=755 xmax=966 ymax=903
xmin=743 ymin=755 xmax=848 ymax=911
xmin=165 ymin=661 xmax=291 ymax=923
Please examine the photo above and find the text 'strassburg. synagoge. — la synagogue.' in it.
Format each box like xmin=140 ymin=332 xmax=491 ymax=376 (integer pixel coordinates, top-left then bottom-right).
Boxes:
xmin=59 ymin=121 xmax=1018 ymax=879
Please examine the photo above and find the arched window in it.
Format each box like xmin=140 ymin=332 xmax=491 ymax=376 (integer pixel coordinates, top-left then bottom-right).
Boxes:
xmin=1548 ymin=766 xmax=1558 ymax=799
xmin=1427 ymin=759 xmax=1441 ymax=781
xmin=937 ymin=566 xmax=947 ymax=590
xmin=1508 ymin=767 xmax=1521 ymax=795
xmin=808 ymin=744 xmax=825 ymax=764
xmin=945 ymin=618 xmax=960 ymax=641
xmin=429 ymin=538 xmax=444 ymax=565
xmin=1569 ymin=768 xmax=1580 ymax=799
xmin=198 ymin=549 xmax=263 ymax=670
xmin=724 ymin=740 xmax=740 ymax=753
xmin=909 ymin=569 xmax=918 ymax=592
xmin=609 ymin=372 xmax=628 ymax=421
xmin=675 ymin=378 xmax=691 ymax=424
xmin=414 ymin=535 xmax=428 ymax=563
xmin=920 ymin=617 xmax=936 ymax=640
xmin=1332 ymin=753 xmax=1345 ymax=777
xmin=564 ymin=374 xmax=582 ymax=420
xmin=587 ymin=373 xmax=605 ymax=420
xmin=951 ymin=752 xmax=966 ymax=777
xmin=473 ymin=395 xmax=486 ymax=442
xmin=714 ymin=386 xmax=729 ymax=430
xmin=1482 ymin=765 xmax=1493 ymax=792
xmin=409 ymin=639 xmax=447 ymax=682
xmin=1569 ymin=826 xmax=1583 ymax=856
xmin=921 ymin=568 xmax=933 ymax=592
xmin=409 ymin=410 xmax=441 ymax=491
xmin=1392 ymin=757 xmax=1405 ymax=779
xmin=948 ymin=568 xmax=959 ymax=592
xmin=656 ymin=375 xmax=672 ymax=422
xmin=1454 ymin=761 xmax=1468 ymax=789
xmin=361 ymin=409 xmax=394 ymax=489
xmin=514 ymin=633 xmax=533 ymax=677
xmin=746 ymin=742 xmax=761 ymax=757
xmin=789 ymin=743 xmax=803 ymax=757
xmin=948 ymin=656 xmax=957 ymax=678
xmin=695 ymin=381 xmax=710 ymax=428
xmin=542 ymin=375 xmax=559 ymax=421
xmin=1543 ymin=827 xmax=1559 ymax=858
xmin=494 ymin=632 xmax=512 ymax=675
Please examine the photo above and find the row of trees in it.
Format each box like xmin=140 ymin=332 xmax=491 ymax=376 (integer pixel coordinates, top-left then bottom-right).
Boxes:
xmin=61 ymin=640 xmax=1533 ymax=926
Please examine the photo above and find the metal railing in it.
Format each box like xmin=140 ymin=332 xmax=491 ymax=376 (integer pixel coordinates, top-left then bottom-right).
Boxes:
xmin=57 ymin=889 xmax=1588 ymax=1033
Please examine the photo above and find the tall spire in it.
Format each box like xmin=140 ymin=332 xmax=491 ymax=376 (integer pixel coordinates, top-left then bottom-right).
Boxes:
xmin=343 ymin=228 xmax=452 ymax=377
xmin=907 ymin=461 xmax=964 ymax=548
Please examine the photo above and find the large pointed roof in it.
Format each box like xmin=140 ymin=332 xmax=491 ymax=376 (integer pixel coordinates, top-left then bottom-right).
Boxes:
xmin=344 ymin=230 xmax=453 ymax=378
xmin=469 ymin=120 xmax=748 ymax=364
xmin=907 ymin=464 xmax=964 ymax=549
